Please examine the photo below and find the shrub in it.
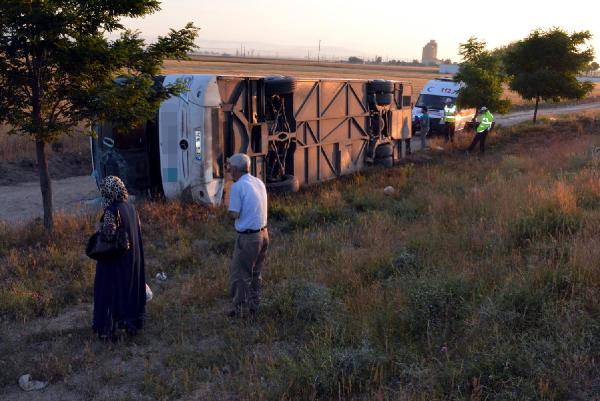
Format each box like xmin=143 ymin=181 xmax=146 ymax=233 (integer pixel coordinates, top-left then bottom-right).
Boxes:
xmin=262 ymin=280 xmax=340 ymax=325
xmin=499 ymin=155 xmax=529 ymax=177
xmin=391 ymin=197 xmax=426 ymax=222
xmin=366 ymin=249 xmax=421 ymax=282
xmin=277 ymin=338 xmax=387 ymax=399
xmin=344 ymin=190 xmax=388 ymax=212
xmin=402 ymin=275 xmax=472 ymax=344
xmin=270 ymin=202 xmax=349 ymax=231
xmin=510 ymin=204 xmax=581 ymax=246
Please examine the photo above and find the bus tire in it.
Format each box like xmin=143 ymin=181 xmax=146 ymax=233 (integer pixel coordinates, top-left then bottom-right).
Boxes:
xmin=376 ymin=92 xmax=394 ymax=106
xmin=266 ymin=174 xmax=300 ymax=193
xmin=265 ymin=76 xmax=297 ymax=96
xmin=367 ymin=80 xmax=394 ymax=94
xmin=376 ymin=155 xmax=394 ymax=168
xmin=375 ymin=143 xmax=393 ymax=158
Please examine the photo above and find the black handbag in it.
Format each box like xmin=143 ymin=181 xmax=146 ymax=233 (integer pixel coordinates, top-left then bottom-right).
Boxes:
xmin=86 ymin=209 xmax=130 ymax=261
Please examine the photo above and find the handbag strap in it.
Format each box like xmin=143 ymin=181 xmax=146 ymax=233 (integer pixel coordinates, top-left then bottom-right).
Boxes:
xmin=114 ymin=208 xmax=123 ymax=228
xmin=101 ymin=204 xmax=123 ymax=230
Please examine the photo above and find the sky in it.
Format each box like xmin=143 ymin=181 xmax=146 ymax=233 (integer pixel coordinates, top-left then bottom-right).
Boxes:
xmin=121 ymin=0 xmax=600 ymax=62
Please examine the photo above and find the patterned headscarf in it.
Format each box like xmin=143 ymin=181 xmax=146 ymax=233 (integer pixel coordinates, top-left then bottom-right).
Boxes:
xmin=100 ymin=176 xmax=129 ymax=208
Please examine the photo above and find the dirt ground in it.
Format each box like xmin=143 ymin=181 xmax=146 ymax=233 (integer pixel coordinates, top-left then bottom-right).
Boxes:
xmin=0 ymin=303 xmax=155 ymax=401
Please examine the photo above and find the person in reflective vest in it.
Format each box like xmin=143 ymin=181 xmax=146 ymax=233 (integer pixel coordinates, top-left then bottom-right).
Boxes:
xmin=443 ymin=98 xmax=457 ymax=143
xmin=467 ymin=106 xmax=494 ymax=154
xmin=418 ymin=106 xmax=430 ymax=150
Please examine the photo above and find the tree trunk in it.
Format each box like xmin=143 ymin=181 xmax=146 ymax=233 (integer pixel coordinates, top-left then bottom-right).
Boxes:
xmin=533 ymin=96 xmax=540 ymax=124
xmin=36 ymin=140 xmax=53 ymax=231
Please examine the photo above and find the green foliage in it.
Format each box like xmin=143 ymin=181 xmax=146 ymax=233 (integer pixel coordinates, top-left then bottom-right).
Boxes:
xmin=270 ymin=200 xmax=349 ymax=231
xmin=263 ymin=280 xmax=339 ymax=325
xmin=504 ymin=28 xmax=595 ymax=122
xmin=458 ymin=37 xmax=487 ymax=63
xmin=280 ymin=339 xmax=386 ymax=399
xmin=403 ymin=275 xmax=472 ymax=343
xmin=0 ymin=0 xmax=198 ymax=229
xmin=455 ymin=37 xmax=512 ymax=113
xmin=0 ymin=0 xmax=198 ymax=140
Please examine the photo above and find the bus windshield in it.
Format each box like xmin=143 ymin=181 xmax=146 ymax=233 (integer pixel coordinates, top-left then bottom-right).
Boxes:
xmin=113 ymin=124 xmax=147 ymax=150
xmin=415 ymin=94 xmax=455 ymax=110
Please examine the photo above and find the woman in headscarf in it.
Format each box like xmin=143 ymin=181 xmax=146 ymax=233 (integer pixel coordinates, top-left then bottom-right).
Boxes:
xmin=93 ymin=176 xmax=146 ymax=341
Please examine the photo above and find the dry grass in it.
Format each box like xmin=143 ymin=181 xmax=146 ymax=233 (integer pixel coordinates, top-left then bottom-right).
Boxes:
xmin=2 ymin=113 xmax=600 ymax=400
xmin=0 ymin=126 xmax=89 ymax=163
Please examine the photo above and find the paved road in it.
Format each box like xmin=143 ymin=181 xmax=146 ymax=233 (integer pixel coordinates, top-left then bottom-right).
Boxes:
xmin=496 ymin=102 xmax=600 ymax=126
xmin=2 ymin=102 xmax=600 ymax=224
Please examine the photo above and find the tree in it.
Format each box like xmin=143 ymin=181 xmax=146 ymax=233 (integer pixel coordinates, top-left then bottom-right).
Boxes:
xmin=0 ymin=1 xmax=199 ymax=230
xmin=454 ymin=37 xmax=511 ymax=114
xmin=503 ymin=28 xmax=595 ymax=123
xmin=590 ymin=61 xmax=599 ymax=73
xmin=348 ymin=56 xmax=364 ymax=64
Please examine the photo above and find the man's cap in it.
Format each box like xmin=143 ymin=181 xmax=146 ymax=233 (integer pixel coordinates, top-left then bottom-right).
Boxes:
xmin=480 ymin=106 xmax=488 ymax=112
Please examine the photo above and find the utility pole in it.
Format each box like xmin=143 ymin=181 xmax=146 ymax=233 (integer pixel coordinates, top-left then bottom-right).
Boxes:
xmin=317 ymin=40 xmax=322 ymax=63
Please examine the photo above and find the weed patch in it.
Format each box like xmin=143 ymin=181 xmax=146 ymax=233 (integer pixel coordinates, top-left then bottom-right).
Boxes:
xmin=510 ymin=204 xmax=581 ymax=246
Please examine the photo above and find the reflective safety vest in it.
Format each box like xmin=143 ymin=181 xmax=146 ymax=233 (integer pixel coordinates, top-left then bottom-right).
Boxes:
xmin=476 ymin=110 xmax=494 ymax=133
xmin=443 ymin=105 xmax=457 ymax=123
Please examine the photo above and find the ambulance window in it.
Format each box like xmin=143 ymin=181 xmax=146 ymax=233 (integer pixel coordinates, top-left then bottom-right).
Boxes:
xmin=415 ymin=94 xmax=446 ymax=110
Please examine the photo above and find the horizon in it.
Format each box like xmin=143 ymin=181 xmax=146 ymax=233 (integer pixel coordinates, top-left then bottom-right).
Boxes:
xmin=120 ymin=0 xmax=600 ymax=63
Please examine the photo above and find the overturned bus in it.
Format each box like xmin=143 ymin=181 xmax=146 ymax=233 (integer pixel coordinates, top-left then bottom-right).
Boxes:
xmin=91 ymin=74 xmax=413 ymax=206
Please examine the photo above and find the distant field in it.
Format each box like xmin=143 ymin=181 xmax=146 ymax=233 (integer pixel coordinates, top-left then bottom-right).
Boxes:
xmin=163 ymin=56 xmax=439 ymax=96
xmin=0 ymin=125 xmax=91 ymax=185
xmin=165 ymin=56 xmax=600 ymax=107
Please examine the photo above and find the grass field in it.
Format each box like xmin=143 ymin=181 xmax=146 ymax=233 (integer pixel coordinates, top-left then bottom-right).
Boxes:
xmin=1 ymin=113 xmax=600 ymax=400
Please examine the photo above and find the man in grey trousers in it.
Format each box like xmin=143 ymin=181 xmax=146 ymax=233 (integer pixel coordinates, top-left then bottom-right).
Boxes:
xmin=419 ymin=106 xmax=430 ymax=150
xmin=227 ymin=153 xmax=269 ymax=317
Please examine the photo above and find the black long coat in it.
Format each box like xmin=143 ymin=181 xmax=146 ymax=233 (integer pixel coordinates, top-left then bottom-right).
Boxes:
xmin=92 ymin=201 xmax=146 ymax=336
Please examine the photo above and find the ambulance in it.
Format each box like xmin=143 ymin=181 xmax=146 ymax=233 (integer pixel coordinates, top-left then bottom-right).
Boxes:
xmin=412 ymin=78 xmax=476 ymax=133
